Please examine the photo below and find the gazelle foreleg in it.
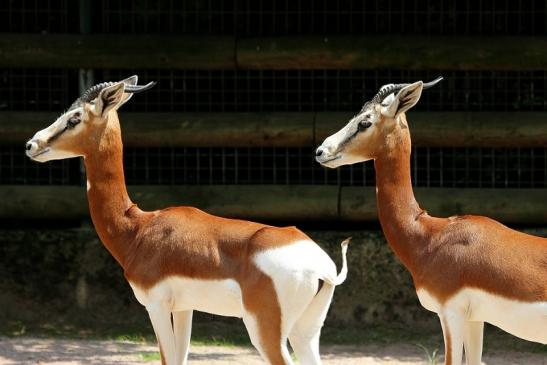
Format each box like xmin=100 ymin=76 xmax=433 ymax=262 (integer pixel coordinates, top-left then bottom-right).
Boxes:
xmin=148 ymin=305 xmax=177 ymax=365
xmin=439 ymin=310 xmax=464 ymax=365
xmin=463 ymin=321 xmax=484 ymax=365
xmin=173 ymin=310 xmax=193 ymax=365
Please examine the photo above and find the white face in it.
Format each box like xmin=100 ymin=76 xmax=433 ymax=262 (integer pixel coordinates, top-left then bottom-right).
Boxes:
xmin=315 ymin=81 xmax=425 ymax=168
xmin=25 ymin=77 xmax=146 ymax=164
xmin=315 ymin=105 xmax=381 ymax=168
xmin=25 ymin=106 xmax=85 ymax=162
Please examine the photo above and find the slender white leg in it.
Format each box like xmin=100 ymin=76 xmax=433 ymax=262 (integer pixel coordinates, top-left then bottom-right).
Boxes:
xmin=439 ymin=311 xmax=464 ymax=365
xmin=173 ymin=310 xmax=193 ymax=365
xmin=463 ymin=321 xmax=483 ymax=365
xmin=289 ymin=283 xmax=335 ymax=365
xmin=148 ymin=306 xmax=177 ymax=365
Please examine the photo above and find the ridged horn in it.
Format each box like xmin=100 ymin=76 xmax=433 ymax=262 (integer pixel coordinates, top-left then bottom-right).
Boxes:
xmin=124 ymin=81 xmax=157 ymax=94
xmin=79 ymin=80 xmax=157 ymax=103
xmin=371 ymin=76 xmax=443 ymax=104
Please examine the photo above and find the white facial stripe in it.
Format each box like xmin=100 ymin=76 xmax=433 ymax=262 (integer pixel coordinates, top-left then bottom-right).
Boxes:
xmin=26 ymin=107 xmax=85 ymax=162
xmin=60 ymin=107 xmax=83 ymax=125
xmin=33 ymin=107 xmax=83 ymax=143
xmin=342 ymin=110 xmax=375 ymax=140
xmin=36 ymin=107 xmax=82 ymax=137
xmin=320 ymin=109 xmax=376 ymax=153
xmin=55 ymin=107 xmax=83 ymax=125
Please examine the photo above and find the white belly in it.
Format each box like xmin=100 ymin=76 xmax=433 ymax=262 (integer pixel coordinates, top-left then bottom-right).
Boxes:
xmin=129 ymin=277 xmax=243 ymax=317
xmin=417 ymin=288 xmax=547 ymax=344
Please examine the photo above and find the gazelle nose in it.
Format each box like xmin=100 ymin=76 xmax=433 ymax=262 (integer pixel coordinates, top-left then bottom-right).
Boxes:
xmin=315 ymin=147 xmax=324 ymax=157
xmin=26 ymin=141 xmax=37 ymax=153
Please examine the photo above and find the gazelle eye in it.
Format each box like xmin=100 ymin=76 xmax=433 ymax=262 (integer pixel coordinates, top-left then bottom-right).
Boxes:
xmin=67 ymin=118 xmax=80 ymax=129
xmin=358 ymin=121 xmax=372 ymax=131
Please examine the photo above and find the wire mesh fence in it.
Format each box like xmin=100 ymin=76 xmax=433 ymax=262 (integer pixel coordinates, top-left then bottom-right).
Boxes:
xmin=0 ymin=145 xmax=79 ymax=185
xmin=97 ymin=0 xmax=547 ymax=35
xmin=3 ymin=68 xmax=547 ymax=113
xmin=0 ymin=69 xmax=77 ymax=112
xmin=3 ymin=146 xmax=546 ymax=188
xmin=3 ymin=2 xmax=547 ymax=191
xmin=2 ymin=0 xmax=545 ymax=35
xmin=0 ymin=0 xmax=78 ymax=33
xmin=122 ymin=146 xmax=547 ymax=188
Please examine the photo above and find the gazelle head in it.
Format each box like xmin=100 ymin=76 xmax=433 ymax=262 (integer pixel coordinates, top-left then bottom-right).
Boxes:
xmin=315 ymin=77 xmax=443 ymax=168
xmin=25 ymin=76 xmax=156 ymax=163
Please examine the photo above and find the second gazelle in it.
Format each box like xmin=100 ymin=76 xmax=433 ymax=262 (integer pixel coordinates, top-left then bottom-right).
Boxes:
xmin=316 ymin=78 xmax=547 ymax=365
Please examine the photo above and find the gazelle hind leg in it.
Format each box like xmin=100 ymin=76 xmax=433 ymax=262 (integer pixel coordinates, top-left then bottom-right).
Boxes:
xmin=288 ymin=282 xmax=335 ymax=365
xmin=148 ymin=306 xmax=177 ymax=365
xmin=463 ymin=321 xmax=483 ymax=365
xmin=173 ymin=310 xmax=193 ymax=365
xmin=243 ymin=311 xmax=294 ymax=365
xmin=439 ymin=310 xmax=464 ymax=365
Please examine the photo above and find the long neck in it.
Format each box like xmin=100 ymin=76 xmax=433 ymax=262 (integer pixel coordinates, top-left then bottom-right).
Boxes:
xmin=374 ymin=117 xmax=426 ymax=269
xmin=83 ymin=115 xmax=141 ymax=268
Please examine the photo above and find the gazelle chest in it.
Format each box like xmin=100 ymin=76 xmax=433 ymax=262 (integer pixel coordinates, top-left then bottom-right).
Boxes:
xmin=129 ymin=277 xmax=244 ymax=318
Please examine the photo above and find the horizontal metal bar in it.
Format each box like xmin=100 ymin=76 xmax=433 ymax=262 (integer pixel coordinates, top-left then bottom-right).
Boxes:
xmin=0 ymin=33 xmax=235 ymax=69
xmin=0 ymin=185 xmax=338 ymax=221
xmin=238 ymin=36 xmax=547 ymax=70
xmin=341 ymin=187 xmax=547 ymax=225
xmin=2 ymin=34 xmax=547 ymax=70
xmin=2 ymin=185 xmax=546 ymax=225
xmin=5 ymin=111 xmax=547 ymax=147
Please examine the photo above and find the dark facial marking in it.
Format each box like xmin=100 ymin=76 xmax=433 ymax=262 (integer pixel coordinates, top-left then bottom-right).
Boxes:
xmin=341 ymin=117 xmax=373 ymax=150
xmin=47 ymin=113 xmax=81 ymax=143
xmin=66 ymin=117 xmax=81 ymax=129
xmin=357 ymin=121 xmax=372 ymax=132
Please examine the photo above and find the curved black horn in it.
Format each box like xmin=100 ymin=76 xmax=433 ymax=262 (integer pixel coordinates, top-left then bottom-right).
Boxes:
xmin=422 ymin=76 xmax=443 ymax=90
xmin=125 ymin=81 xmax=157 ymax=94
xmin=78 ymin=80 xmax=157 ymax=104
xmin=371 ymin=76 xmax=443 ymax=104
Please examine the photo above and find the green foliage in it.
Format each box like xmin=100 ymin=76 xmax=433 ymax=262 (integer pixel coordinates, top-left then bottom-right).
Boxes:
xmin=415 ymin=343 xmax=440 ymax=365
xmin=139 ymin=352 xmax=160 ymax=361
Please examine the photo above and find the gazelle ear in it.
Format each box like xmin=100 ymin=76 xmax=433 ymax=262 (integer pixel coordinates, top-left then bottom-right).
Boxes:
xmin=122 ymin=75 xmax=138 ymax=86
xmin=118 ymin=75 xmax=138 ymax=107
xmin=381 ymin=81 xmax=423 ymax=118
xmin=93 ymin=82 xmax=125 ymax=117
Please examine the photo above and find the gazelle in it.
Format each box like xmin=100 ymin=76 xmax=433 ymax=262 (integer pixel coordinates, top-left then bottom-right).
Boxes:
xmin=26 ymin=76 xmax=349 ymax=365
xmin=316 ymin=78 xmax=547 ymax=365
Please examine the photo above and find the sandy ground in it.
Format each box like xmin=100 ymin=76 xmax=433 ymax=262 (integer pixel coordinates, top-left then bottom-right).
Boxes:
xmin=0 ymin=337 xmax=545 ymax=365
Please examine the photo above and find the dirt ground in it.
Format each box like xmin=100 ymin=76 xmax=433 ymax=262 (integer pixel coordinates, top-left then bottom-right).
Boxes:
xmin=0 ymin=338 xmax=545 ymax=365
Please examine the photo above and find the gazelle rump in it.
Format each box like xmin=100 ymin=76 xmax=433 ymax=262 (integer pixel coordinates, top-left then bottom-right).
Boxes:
xmin=316 ymin=78 xmax=547 ymax=365
xmin=26 ymin=76 xmax=349 ymax=365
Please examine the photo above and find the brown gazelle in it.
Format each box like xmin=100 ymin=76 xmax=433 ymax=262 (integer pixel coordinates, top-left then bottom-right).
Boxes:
xmin=26 ymin=76 xmax=349 ymax=365
xmin=316 ymin=78 xmax=547 ymax=365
